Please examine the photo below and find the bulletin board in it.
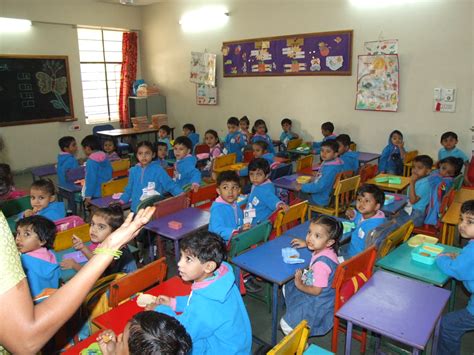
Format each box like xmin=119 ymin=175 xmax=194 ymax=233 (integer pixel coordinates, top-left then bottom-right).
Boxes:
xmin=222 ymin=30 xmax=353 ymax=77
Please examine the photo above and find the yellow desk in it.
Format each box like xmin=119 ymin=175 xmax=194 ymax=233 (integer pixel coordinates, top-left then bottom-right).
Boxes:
xmin=454 ymin=188 xmax=474 ymax=203
xmin=366 ymin=174 xmax=411 ymax=193
xmin=441 ymin=202 xmax=461 ymax=245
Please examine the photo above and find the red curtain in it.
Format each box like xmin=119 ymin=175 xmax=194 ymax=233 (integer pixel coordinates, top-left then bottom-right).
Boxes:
xmin=118 ymin=32 xmax=138 ymax=128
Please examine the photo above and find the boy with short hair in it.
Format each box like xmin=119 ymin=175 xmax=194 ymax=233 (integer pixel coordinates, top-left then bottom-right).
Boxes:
xmin=20 ymin=179 xmax=65 ymax=221
xmin=158 ymin=125 xmax=172 ymax=151
xmin=155 ymin=141 xmax=170 ymax=169
xmin=182 ymin=123 xmax=199 ymax=150
xmin=173 ymin=136 xmax=201 ymax=192
xmin=344 ymin=184 xmax=386 ymax=258
xmin=297 ymin=140 xmax=344 ymax=206
xmin=313 ymin=121 xmax=337 ymax=154
xmin=436 ymin=200 xmax=474 ymax=354
xmin=336 ymin=134 xmax=359 ymax=173
xmin=224 ymin=117 xmax=246 ymax=162
xmin=438 ymin=131 xmax=469 ymax=163
xmin=209 ymin=171 xmax=249 ymax=242
xmin=81 ymin=135 xmax=113 ymax=204
xmin=57 ymin=136 xmax=79 ymax=191
xmin=280 ymin=118 xmax=299 ymax=147
xmin=150 ymin=231 xmax=252 ymax=354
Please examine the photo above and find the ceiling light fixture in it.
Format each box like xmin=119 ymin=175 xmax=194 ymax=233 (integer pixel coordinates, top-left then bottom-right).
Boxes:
xmin=0 ymin=17 xmax=32 ymax=32
xmin=179 ymin=6 xmax=229 ymax=33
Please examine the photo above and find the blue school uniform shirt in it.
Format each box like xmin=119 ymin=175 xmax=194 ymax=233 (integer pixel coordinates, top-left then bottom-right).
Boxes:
xmin=436 ymin=240 xmax=474 ymax=315
xmin=155 ymin=262 xmax=252 ymax=355
xmin=187 ymin=132 xmax=200 ymax=150
xmin=347 ymin=210 xmax=386 ymax=258
xmin=57 ymin=152 xmax=79 ymax=190
xmin=438 ymin=147 xmax=469 ymax=163
xmin=301 ymin=158 xmax=344 ymax=206
xmin=262 ymin=152 xmax=275 ymax=166
xmin=174 ymin=155 xmax=201 ymax=189
xmin=312 ymin=134 xmax=337 ymax=153
xmin=209 ymin=197 xmax=244 ymax=242
xmin=423 ymin=170 xmax=453 ymax=226
xmin=247 ymin=180 xmax=283 ymax=225
xmin=20 ymin=201 xmax=66 ymax=221
xmin=252 ymin=133 xmax=275 ymax=154
xmin=280 ymin=131 xmax=296 ymax=146
xmin=20 ymin=252 xmax=60 ymax=300
xmin=408 ymin=175 xmax=431 ymax=212
xmin=120 ymin=161 xmax=182 ymax=212
xmin=224 ymin=131 xmax=246 ymax=162
xmin=156 ymin=157 xmax=169 ymax=169
xmin=340 ymin=151 xmax=359 ymax=173
xmin=378 ymin=138 xmax=404 ymax=175
xmin=84 ymin=151 xmax=113 ymax=199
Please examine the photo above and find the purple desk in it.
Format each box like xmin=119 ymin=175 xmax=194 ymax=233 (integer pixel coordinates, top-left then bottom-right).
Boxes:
xmin=337 ymin=270 xmax=450 ymax=355
xmin=144 ymin=207 xmax=210 ymax=261
xmin=358 ymin=152 xmax=381 ymax=166
xmin=89 ymin=195 xmax=130 ymax=210
xmin=31 ymin=164 xmax=56 ymax=181
xmin=273 ymin=173 xmax=312 ymax=191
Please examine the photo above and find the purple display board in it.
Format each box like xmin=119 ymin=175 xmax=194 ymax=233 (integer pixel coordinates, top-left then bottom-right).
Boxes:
xmin=222 ymin=30 xmax=353 ymax=77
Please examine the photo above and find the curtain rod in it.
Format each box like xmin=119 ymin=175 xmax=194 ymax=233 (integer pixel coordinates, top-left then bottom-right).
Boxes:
xmin=32 ymin=20 xmax=140 ymax=32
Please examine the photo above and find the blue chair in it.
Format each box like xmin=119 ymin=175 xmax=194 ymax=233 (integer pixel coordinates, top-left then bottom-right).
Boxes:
xmin=92 ymin=124 xmax=131 ymax=156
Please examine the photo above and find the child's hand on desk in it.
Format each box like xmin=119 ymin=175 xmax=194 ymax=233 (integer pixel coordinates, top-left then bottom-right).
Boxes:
xmin=440 ymin=252 xmax=458 ymax=259
xmin=291 ymin=238 xmax=306 ymax=248
xmin=60 ymin=258 xmax=81 ymax=271
xmin=345 ymin=209 xmax=355 ymax=219
xmin=242 ymin=223 xmax=251 ymax=231
xmin=97 ymin=329 xmax=119 ymax=355
xmin=72 ymin=235 xmax=85 ymax=251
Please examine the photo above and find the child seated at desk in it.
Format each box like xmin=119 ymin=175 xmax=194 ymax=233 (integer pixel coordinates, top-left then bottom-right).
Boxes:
xmin=246 ymin=158 xmax=288 ymax=226
xmin=120 ymin=141 xmax=182 ymax=212
xmin=173 ymin=136 xmax=201 ymax=192
xmin=239 ymin=115 xmax=251 ymax=144
xmin=147 ymin=231 xmax=252 ymax=354
xmin=436 ymin=200 xmax=474 ymax=354
xmin=336 ymin=133 xmax=359 ymax=174
xmin=16 ymin=215 xmax=60 ymax=301
xmin=200 ymin=129 xmax=223 ymax=176
xmin=280 ymin=117 xmax=299 ymax=148
xmin=224 ymin=116 xmax=246 ymax=162
xmin=183 ymin=123 xmax=199 ymax=150
xmin=155 ymin=141 xmax=170 ymax=169
xmin=312 ymin=121 xmax=336 ymax=154
xmin=20 ymin=179 xmax=65 ymax=221
xmin=438 ymin=131 xmax=470 ymax=185
xmin=296 ymin=140 xmax=344 ymax=207
xmin=252 ymin=140 xmax=275 ymax=167
xmin=60 ymin=206 xmax=137 ymax=275
xmin=283 ymin=215 xmax=342 ymax=336
xmin=98 ymin=311 xmax=192 ymax=355
xmin=0 ymin=163 xmax=27 ymax=201
xmin=378 ymin=130 xmax=406 ymax=176
xmin=209 ymin=171 xmax=250 ymax=242
xmin=342 ymin=184 xmax=386 ymax=259
xmin=158 ymin=125 xmax=173 ymax=151
xmin=103 ymin=137 xmax=121 ymax=162
xmin=57 ymin=136 xmax=80 ymax=191
xmin=251 ymin=119 xmax=275 ymax=154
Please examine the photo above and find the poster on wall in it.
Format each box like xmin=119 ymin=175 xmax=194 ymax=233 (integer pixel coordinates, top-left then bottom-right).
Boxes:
xmin=355 ymin=54 xmax=399 ymax=112
xmin=364 ymin=39 xmax=398 ymax=55
xmin=222 ymin=30 xmax=353 ymax=77
xmin=196 ymin=84 xmax=217 ymax=105
xmin=190 ymin=52 xmax=217 ymax=86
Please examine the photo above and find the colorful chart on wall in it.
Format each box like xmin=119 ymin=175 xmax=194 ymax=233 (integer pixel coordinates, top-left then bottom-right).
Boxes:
xmin=364 ymin=39 xmax=398 ymax=55
xmin=222 ymin=30 xmax=353 ymax=77
xmin=355 ymin=55 xmax=399 ymax=112
xmin=196 ymin=84 xmax=217 ymax=105
xmin=190 ymin=52 xmax=216 ymax=86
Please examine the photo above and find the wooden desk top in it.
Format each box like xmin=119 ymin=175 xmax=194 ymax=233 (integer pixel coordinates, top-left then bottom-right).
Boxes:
xmin=442 ymin=201 xmax=462 ymax=225
xmin=366 ymin=174 xmax=410 ymax=192
xmin=96 ymin=127 xmax=160 ymax=137
xmin=454 ymin=188 xmax=474 ymax=203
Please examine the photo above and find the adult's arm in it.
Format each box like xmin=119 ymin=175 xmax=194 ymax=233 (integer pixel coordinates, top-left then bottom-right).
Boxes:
xmin=0 ymin=207 xmax=155 ymax=354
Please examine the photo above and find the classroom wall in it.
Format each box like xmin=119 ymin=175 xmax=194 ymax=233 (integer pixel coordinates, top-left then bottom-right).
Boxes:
xmin=140 ymin=0 xmax=473 ymax=159
xmin=0 ymin=0 xmax=142 ymax=171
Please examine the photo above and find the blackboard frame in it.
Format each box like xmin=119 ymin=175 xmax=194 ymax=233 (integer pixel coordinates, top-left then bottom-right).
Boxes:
xmin=0 ymin=54 xmax=75 ymax=127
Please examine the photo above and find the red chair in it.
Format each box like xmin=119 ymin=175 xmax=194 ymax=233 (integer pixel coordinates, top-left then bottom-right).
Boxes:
xmin=359 ymin=164 xmax=378 ymax=184
xmin=332 ymin=246 xmax=377 ymax=354
xmin=153 ymin=193 xmax=190 ymax=219
xmin=194 ymin=144 xmax=210 ymax=155
xmin=189 ymin=183 xmax=217 ymax=211
xmin=243 ymin=150 xmax=254 ymax=163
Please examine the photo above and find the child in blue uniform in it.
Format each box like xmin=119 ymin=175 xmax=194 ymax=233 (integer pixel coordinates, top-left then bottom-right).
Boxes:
xmin=283 ymin=216 xmax=342 ymax=336
xmin=173 ymin=136 xmax=201 ymax=192
xmin=224 ymin=117 xmax=246 ymax=162
xmin=336 ymin=134 xmax=359 ymax=173
xmin=251 ymin=119 xmax=275 ymax=154
xmin=57 ymin=136 xmax=79 ymax=191
xmin=150 ymin=231 xmax=252 ymax=355
xmin=246 ymin=158 xmax=288 ymax=225
xmin=378 ymin=130 xmax=406 ymax=175
xmin=239 ymin=115 xmax=251 ymax=145
xmin=436 ymin=200 xmax=474 ymax=354
xmin=209 ymin=171 xmax=249 ymax=242
xmin=297 ymin=140 xmax=344 ymax=206
xmin=158 ymin=125 xmax=173 ymax=151
xmin=280 ymin=117 xmax=299 ymax=148
xmin=155 ymin=141 xmax=170 ymax=169
xmin=183 ymin=123 xmax=199 ymax=150
xmin=313 ymin=121 xmax=337 ymax=154
xmin=343 ymin=184 xmax=386 ymax=258
xmin=252 ymin=141 xmax=275 ymax=166
xmin=20 ymin=179 xmax=65 ymax=221
xmin=81 ymin=135 xmax=113 ymax=204
xmin=120 ymin=141 xmax=182 ymax=212
xmin=103 ymin=138 xmax=121 ymax=162
xmin=438 ymin=131 xmax=470 ymax=186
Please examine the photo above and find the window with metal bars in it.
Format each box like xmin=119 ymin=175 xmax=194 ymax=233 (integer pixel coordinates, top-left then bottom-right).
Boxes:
xmin=77 ymin=28 xmax=123 ymax=124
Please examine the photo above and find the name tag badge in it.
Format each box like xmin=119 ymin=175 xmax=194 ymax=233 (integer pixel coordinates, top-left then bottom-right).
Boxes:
xmin=244 ymin=208 xmax=256 ymax=219
xmin=231 ymin=138 xmax=236 ymax=144
xmin=358 ymin=228 xmax=365 ymax=239
xmin=251 ymin=196 xmax=259 ymax=206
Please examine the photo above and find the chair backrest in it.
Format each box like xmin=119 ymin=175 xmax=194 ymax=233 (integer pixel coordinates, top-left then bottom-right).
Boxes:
xmin=267 ymin=320 xmax=309 ymax=355
xmin=153 ymin=194 xmax=190 ymax=219
xmin=194 ymin=144 xmax=210 ymax=155
xmin=358 ymin=164 xmax=378 ymax=184
xmin=136 ymin=194 xmax=166 ymax=212
xmin=0 ymin=195 xmax=31 ymax=217
xmin=54 ymin=223 xmax=90 ymax=251
xmin=274 ymin=200 xmax=308 ymax=237
xmin=270 ymin=163 xmax=293 ymax=181
xmin=229 ymin=221 xmax=272 ymax=258
xmin=101 ymin=177 xmax=129 ymax=196
xmin=109 ymin=257 xmax=168 ymax=308
xmin=286 ymin=138 xmax=303 ymax=150
xmin=364 ymin=219 xmax=398 ymax=250
xmin=213 ymin=153 xmax=237 ymax=171
xmin=92 ymin=124 xmax=114 ymax=135
xmin=243 ymin=150 xmax=254 ymax=163
xmin=296 ymin=155 xmax=313 ymax=173
xmin=189 ymin=183 xmax=217 ymax=207
xmin=403 ymin=150 xmax=418 ymax=164
xmin=378 ymin=220 xmax=414 ymax=258
xmin=66 ymin=166 xmax=85 ymax=183
xmin=453 ymin=174 xmax=464 ymax=191
xmin=332 ymin=175 xmax=360 ymax=215
xmin=111 ymin=159 xmax=130 ymax=179
xmin=55 ymin=215 xmax=85 ymax=233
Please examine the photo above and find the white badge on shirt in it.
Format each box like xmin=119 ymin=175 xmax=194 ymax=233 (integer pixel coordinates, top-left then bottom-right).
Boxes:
xmin=231 ymin=138 xmax=236 ymax=144
xmin=251 ymin=196 xmax=260 ymax=206
xmin=358 ymin=228 xmax=365 ymax=239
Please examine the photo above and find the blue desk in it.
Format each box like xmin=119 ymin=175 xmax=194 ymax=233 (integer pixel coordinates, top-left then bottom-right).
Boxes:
xmin=382 ymin=193 xmax=408 ymax=215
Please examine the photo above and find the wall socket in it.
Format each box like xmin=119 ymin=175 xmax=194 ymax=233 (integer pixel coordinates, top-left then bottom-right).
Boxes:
xmin=68 ymin=123 xmax=81 ymax=131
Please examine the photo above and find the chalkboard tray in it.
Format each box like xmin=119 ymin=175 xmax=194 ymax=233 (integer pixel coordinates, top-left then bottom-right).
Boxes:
xmin=0 ymin=55 xmax=75 ymax=126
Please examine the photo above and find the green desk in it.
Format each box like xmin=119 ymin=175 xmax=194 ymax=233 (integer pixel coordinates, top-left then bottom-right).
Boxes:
xmin=376 ymin=242 xmax=461 ymax=311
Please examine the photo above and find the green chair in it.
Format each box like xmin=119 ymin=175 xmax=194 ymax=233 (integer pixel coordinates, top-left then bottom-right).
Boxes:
xmin=0 ymin=196 xmax=31 ymax=232
xmin=453 ymin=174 xmax=464 ymax=191
xmin=228 ymin=221 xmax=272 ymax=312
xmin=136 ymin=194 xmax=166 ymax=211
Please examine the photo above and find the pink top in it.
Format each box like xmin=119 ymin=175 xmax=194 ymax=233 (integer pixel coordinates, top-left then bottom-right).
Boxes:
xmin=26 ymin=247 xmax=57 ymax=264
xmin=309 ymin=247 xmax=338 ymax=288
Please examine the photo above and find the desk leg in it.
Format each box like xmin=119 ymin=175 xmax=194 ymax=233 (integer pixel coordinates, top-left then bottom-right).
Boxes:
xmin=271 ymin=283 xmax=279 ymax=346
xmin=449 ymin=279 xmax=456 ymax=312
xmin=432 ymin=317 xmax=441 ymax=355
xmin=174 ymin=240 xmax=180 ymax=263
xmin=345 ymin=321 xmax=353 ymax=355
xmin=412 ymin=349 xmax=420 ymax=355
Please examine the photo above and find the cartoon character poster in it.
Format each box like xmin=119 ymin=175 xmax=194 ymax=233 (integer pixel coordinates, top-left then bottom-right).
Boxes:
xmin=355 ymin=54 xmax=399 ymax=112
xmin=190 ymin=52 xmax=216 ymax=86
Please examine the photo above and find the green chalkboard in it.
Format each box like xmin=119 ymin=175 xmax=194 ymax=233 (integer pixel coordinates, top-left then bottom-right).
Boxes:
xmin=0 ymin=55 xmax=75 ymax=127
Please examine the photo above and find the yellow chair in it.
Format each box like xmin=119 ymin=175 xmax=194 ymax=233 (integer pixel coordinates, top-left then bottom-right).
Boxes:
xmin=213 ymin=153 xmax=237 ymax=173
xmin=287 ymin=138 xmax=303 ymax=151
xmin=101 ymin=177 xmax=129 ymax=196
xmin=111 ymin=159 xmax=130 ymax=179
xmin=403 ymin=150 xmax=418 ymax=177
xmin=308 ymin=175 xmax=360 ymax=218
xmin=378 ymin=220 xmax=415 ymax=258
xmin=296 ymin=155 xmax=313 ymax=174
xmin=54 ymin=223 xmax=90 ymax=251
xmin=267 ymin=320 xmax=309 ymax=355
xmin=274 ymin=200 xmax=308 ymax=237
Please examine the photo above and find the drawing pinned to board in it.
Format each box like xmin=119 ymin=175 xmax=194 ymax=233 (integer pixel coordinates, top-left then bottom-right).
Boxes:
xmin=364 ymin=39 xmax=398 ymax=55
xmin=190 ymin=52 xmax=216 ymax=86
xmin=355 ymin=54 xmax=399 ymax=112
xmin=196 ymin=84 xmax=217 ymax=105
